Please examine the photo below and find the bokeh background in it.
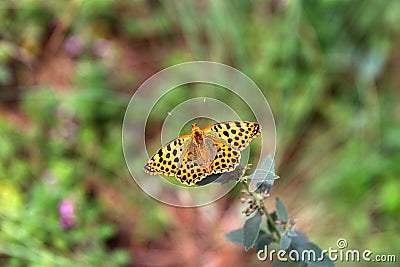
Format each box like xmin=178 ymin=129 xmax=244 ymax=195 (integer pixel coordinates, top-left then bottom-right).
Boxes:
xmin=1 ymin=1 xmax=399 ymax=266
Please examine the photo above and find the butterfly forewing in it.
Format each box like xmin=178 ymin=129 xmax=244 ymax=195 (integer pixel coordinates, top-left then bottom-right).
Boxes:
xmin=203 ymin=121 xmax=262 ymax=151
xmin=144 ymin=135 xmax=191 ymax=176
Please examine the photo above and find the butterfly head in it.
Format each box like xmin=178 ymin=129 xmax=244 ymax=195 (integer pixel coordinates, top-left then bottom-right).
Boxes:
xmin=191 ymin=123 xmax=204 ymax=144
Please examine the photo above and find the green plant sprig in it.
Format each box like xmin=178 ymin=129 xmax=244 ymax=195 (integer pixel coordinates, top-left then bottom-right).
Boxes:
xmin=224 ymin=156 xmax=335 ymax=267
xmin=239 ymin=176 xmax=281 ymax=240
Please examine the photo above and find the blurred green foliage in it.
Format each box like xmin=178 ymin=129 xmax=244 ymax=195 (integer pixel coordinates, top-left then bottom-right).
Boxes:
xmin=0 ymin=0 xmax=399 ymax=266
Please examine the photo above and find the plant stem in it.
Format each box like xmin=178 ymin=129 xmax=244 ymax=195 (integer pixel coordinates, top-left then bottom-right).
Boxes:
xmin=262 ymin=205 xmax=281 ymax=239
xmin=241 ymin=180 xmax=281 ymax=239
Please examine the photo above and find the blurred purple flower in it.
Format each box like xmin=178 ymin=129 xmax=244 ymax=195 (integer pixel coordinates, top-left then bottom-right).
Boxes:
xmin=63 ymin=36 xmax=85 ymax=56
xmin=59 ymin=199 xmax=76 ymax=229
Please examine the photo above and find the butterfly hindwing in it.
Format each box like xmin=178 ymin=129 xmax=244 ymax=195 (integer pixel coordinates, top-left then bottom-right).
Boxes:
xmin=208 ymin=141 xmax=241 ymax=174
xmin=175 ymin=156 xmax=208 ymax=185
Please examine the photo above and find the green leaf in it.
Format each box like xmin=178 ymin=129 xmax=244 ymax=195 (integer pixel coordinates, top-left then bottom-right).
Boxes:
xmin=280 ymin=234 xmax=292 ymax=250
xmin=275 ymin=198 xmax=289 ymax=222
xmin=276 ymin=226 xmax=285 ymax=234
xmin=287 ymin=230 xmax=298 ymax=237
xmin=269 ymin=211 xmax=278 ymax=221
xmin=267 ymin=211 xmax=278 ymax=233
xmin=255 ymin=230 xmax=273 ymax=252
xmin=224 ymin=228 xmax=243 ymax=246
xmin=248 ymin=156 xmax=280 ymax=192
xmin=243 ymin=212 xmax=262 ymax=251
xmin=290 ymin=230 xmax=309 ymax=246
xmin=249 ymin=169 xmax=280 ymax=184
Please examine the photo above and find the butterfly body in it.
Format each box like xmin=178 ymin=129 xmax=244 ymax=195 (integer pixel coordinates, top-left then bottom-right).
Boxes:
xmin=144 ymin=121 xmax=261 ymax=185
xmin=189 ymin=124 xmax=218 ymax=172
